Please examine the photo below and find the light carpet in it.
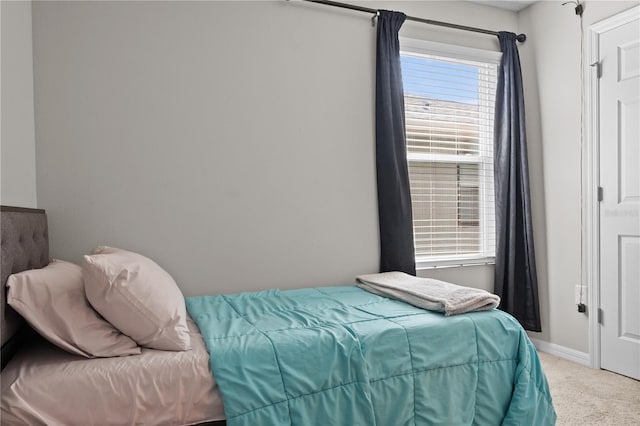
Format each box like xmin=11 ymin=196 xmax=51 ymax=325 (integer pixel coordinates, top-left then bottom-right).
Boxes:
xmin=538 ymin=351 xmax=640 ymax=425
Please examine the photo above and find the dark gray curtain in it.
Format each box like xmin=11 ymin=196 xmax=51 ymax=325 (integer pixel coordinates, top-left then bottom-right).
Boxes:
xmin=494 ymin=32 xmax=541 ymax=332
xmin=375 ymin=10 xmax=415 ymax=275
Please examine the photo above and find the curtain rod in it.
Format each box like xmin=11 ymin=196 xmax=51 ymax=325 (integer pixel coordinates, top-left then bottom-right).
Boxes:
xmin=298 ymin=0 xmax=526 ymax=43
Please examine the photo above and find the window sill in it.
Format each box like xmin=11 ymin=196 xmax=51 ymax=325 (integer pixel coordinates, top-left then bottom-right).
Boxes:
xmin=416 ymin=256 xmax=495 ymax=270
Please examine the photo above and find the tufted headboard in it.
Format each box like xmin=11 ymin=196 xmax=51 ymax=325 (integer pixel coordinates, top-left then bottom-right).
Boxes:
xmin=1 ymin=205 xmax=50 ymax=369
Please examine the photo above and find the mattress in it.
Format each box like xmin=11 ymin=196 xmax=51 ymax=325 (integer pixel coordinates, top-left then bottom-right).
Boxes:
xmin=0 ymin=318 xmax=225 ymax=426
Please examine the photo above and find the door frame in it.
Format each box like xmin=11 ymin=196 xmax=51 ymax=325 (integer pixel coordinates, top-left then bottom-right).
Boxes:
xmin=586 ymin=5 xmax=640 ymax=370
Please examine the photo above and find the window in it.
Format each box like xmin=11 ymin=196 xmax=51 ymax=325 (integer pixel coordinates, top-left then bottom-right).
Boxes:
xmin=399 ymin=39 xmax=500 ymax=268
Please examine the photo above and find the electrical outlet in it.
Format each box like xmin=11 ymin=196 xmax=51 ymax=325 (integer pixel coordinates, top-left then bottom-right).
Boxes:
xmin=574 ymin=285 xmax=588 ymax=305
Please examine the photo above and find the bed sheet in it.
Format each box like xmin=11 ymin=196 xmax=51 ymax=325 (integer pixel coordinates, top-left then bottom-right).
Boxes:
xmin=1 ymin=318 xmax=224 ymax=426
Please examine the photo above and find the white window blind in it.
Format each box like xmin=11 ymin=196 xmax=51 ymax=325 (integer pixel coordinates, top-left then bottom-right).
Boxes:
xmin=400 ymin=39 xmax=499 ymax=268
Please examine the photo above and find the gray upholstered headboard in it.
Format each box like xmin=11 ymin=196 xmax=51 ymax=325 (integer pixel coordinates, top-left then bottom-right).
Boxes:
xmin=1 ymin=205 xmax=50 ymax=369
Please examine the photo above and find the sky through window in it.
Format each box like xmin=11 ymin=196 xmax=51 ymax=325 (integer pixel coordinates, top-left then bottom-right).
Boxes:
xmin=400 ymin=55 xmax=479 ymax=104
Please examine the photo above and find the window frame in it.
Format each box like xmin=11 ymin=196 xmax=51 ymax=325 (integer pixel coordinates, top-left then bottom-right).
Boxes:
xmin=399 ymin=38 xmax=502 ymax=270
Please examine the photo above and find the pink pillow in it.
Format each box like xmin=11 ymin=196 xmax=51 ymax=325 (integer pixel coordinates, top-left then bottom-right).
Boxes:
xmin=7 ymin=260 xmax=141 ymax=358
xmin=82 ymin=246 xmax=191 ymax=351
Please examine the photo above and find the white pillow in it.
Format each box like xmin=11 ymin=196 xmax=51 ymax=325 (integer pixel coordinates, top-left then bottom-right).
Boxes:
xmin=82 ymin=246 xmax=191 ymax=351
xmin=7 ymin=260 xmax=141 ymax=358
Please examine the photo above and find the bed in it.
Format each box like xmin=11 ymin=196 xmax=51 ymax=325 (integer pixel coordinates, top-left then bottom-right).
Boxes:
xmin=0 ymin=206 xmax=225 ymax=425
xmin=0 ymin=206 xmax=556 ymax=425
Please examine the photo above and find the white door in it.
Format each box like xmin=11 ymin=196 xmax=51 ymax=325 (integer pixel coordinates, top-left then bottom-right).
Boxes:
xmin=597 ymin=6 xmax=640 ymax=380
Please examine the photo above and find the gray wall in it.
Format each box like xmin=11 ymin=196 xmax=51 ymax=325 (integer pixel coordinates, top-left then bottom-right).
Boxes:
xmin=518 ymin=0 xmax=638 ymax=353
xmin=1 ymin=0 xmax=37 ymax=208
xmin=32 ymin=0 xmax=516 ymax=296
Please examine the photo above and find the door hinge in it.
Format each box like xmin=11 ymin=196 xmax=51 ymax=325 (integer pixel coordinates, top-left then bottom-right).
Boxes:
xmin=598 ymin=308 xmax=603 ymax=324
xmin=597 ymin=186 xmax=604 ymax=202
xmin=591 ymin=61 xmax=602 ymax=78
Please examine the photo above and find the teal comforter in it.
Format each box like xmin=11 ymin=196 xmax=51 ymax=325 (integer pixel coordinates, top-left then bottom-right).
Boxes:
xmin=186 ymin=286 xmax=556 ymax=426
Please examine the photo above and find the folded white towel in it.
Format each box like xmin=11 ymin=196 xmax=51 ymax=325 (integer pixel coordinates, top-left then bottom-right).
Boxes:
xmin=356 ymin=271 xmax=500 ymax=316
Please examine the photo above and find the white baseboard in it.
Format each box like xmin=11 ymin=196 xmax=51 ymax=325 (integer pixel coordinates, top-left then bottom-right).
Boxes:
xmin=529 ymin=338 xmax=591 ymax=366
